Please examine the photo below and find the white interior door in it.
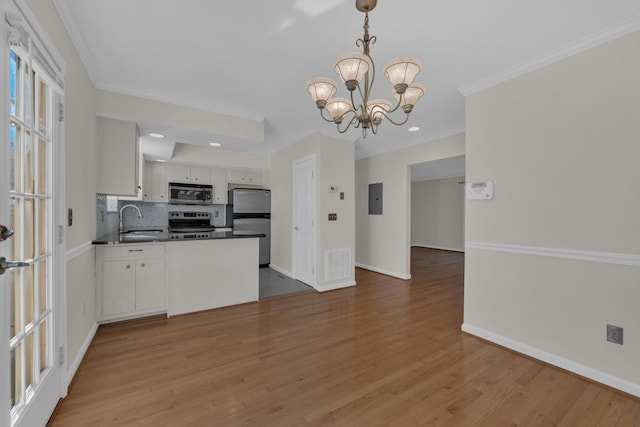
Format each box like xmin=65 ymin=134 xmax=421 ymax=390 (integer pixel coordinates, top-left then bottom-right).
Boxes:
xmin=1 ymin=3 xmax=65 ymax=425
xmin=292 ymin=155 xmax=316 ymax=286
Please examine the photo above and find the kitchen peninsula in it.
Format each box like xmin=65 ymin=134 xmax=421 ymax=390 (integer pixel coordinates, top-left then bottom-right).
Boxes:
xmin=92 ymin=230 xmax=263 ymax=322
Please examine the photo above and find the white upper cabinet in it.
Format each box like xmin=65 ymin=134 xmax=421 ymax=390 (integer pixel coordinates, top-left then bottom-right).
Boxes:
xmin=227 ymin=169 xmax=262 ymax=185
xmin=167 ymin=164 xmax=210 ymax=184
xmin=97 ymin=117 xmax=139 ymax=196
xmin=210 ymin=168 xmax=227 ymax=204
xmin=142 ymin=160 xmax=168 ymax=202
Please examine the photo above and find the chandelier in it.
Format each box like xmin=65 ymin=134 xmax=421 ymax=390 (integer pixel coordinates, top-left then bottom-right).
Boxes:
xmin=306 ymin=0 xmax=425 ymax=138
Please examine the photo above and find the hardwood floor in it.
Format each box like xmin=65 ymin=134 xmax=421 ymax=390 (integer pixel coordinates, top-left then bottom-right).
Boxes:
xmin=49 ymin=248 xmax=640 ymax=426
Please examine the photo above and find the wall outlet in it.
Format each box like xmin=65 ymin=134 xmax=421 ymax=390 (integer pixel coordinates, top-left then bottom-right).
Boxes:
xmin=607 ymin=324 xmax=623 ymax=345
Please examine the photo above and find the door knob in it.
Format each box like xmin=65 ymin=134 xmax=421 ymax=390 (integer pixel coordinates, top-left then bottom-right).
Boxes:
xmin=0 ymin=257 xmax=29 ymax=275
xmin=294 ymin=226 xmax=299 ymax=231
xmin=0 ymin=225 xmax=14 ymax=241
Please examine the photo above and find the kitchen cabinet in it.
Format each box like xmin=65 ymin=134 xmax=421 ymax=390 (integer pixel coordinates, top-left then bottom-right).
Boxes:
xmin=97 ymin=117 xmax=139 ymax=196
xmin=167 ymin=164 xmax=210 ymax=184
xmin=142 ymin=160 xmax=168 ymax=202
xmin=210 ymin=168 xmax=227 ymax=204
xmin=97 ymin=244 xmax=166 ymax=322
xmin=226 ymin=169 xmax=262 ymax=185
xmin=167 ymin=238 xmax=259 ymax=316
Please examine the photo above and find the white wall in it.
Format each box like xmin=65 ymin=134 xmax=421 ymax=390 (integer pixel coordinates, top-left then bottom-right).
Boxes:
xmin=94 ymin=89 xmax=264 ymax=142
xmin=411 ymin=176 xmax=465 ymax=252
xmin=27 ymin=0 xmax=99 ymax=377
xmin=270 ymin=132 xmax=355 ymax=290
xmin=464 ymin=30 xmax=640 ymax=396
xmin=170 ymin=143 xmax=270 ymax=172
xmin=355 ymin=133 xmax=465 ymax=279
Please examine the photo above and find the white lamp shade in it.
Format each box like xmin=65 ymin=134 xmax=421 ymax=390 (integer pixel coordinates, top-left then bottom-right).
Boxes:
xmin=333 ymin=53 xmax=372 ymax=85
xmin=367 ymin=99 xmax=391 ymax=120
xmin=384 ymin=57 xmax=422 ymax=88
xmin=393 ymin=83 xmax=425 ymax=108
xmin=306 ymin=77 xmax=338 ymax=104
xmin=325 ymin=98 xmax=352 ymax=120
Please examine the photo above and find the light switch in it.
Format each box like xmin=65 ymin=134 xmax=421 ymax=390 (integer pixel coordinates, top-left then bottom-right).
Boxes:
xmin=328 ymin=213 xmax=337 ymax=221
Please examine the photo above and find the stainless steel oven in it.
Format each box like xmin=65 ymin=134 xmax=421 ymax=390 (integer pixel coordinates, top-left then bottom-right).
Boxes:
xmin=168 ymin=211 xmax=215 ymax=240
xmin=168 ymin=182 xmax=213 ymax=205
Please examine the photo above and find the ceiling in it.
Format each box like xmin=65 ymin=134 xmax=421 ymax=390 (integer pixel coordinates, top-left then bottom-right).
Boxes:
xmin=53 ymin=0 xmax=640 ymax=163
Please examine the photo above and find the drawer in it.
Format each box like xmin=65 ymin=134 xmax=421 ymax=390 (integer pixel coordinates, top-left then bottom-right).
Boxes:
xmin=102 ymin=244 xmax=165 ymax=259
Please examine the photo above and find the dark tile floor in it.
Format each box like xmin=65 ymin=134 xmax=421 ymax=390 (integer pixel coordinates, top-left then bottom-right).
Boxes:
xmin=259 ymin=267 xmax=313 ymax=299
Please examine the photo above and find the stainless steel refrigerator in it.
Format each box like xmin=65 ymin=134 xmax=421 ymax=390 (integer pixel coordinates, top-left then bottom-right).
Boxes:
xmin=229 ymin=188 xmax=271 ymax=266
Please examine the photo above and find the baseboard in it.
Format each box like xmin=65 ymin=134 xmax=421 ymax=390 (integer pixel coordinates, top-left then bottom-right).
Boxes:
xmin=461 ymin=323 xmax=640 ymax=398
xmin=313 ymin=280 xmax=356 ymax=293
xmin=66 ymin=322 xmax=98 ymax=389
xmin=355 ymin=263 xmax=411 ymax=280
xmin=412 ymin=244 xmax=464 ymax=253
xmin=268 ymin=263 xmax=294 ymax=278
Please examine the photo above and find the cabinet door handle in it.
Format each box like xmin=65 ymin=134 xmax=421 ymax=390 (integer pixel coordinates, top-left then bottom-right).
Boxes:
xmin=128 ymin=249 xmax=144 ymax=252
xmin=126 ymin=264 xmax=131 ymax=269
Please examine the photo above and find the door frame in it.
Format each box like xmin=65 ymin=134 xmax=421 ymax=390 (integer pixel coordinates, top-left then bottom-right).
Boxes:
xmin=0 ymin=0 xmax=67 ymax=425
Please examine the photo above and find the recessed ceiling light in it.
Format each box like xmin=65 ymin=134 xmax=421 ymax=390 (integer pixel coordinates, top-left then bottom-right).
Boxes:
xmin=408 ymin=126 xmax=420 ymax=132
xmin=149 ymin=133 xmax=165 ymax=139
xmin=156 ymin=159 xmax=166 ymax=163
xmin=209 ymin=142 xmax=222 ymax=147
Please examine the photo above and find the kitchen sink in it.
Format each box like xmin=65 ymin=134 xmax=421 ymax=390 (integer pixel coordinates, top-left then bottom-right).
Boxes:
xmin=118 ymin=229 xmax=164 ymax=242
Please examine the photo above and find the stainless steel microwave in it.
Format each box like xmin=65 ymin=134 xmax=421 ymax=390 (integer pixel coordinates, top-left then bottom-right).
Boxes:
xmin=168 ymin=182 xmax=213 ymax=204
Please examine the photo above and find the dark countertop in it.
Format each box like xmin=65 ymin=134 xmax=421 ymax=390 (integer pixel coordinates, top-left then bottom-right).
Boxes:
xmin=92 ymin=227 xmax=264 ymax=245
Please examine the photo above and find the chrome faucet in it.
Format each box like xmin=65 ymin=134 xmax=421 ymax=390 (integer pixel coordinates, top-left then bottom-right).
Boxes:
xmin=119 ymin=204 xmax=143 ymax=232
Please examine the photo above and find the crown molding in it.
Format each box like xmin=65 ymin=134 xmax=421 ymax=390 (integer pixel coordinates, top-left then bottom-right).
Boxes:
xmin=459 ymin=16 xmax=640 ymax=97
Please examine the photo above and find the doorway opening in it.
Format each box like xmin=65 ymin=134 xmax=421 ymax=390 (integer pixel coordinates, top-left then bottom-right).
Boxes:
xmin=409 ymin=155 xmax=465 ymax=271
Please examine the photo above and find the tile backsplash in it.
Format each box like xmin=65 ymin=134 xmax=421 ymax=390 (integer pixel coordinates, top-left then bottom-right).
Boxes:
xmin=96 ymin=194 xmax=228 ymax=237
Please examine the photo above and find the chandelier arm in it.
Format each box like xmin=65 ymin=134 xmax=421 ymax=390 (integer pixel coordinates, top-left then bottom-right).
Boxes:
xmin=377 ymin=110 xmax=411 ymax=126
xmin=350 ymin=84 xmax=365 ymax=112
xmin=385 ymin=97 xmax=403 ymax=115
xmin=364 ymin=53 xmax=375 ymax=107
xmin=321 ymin=107 xmax=357 ymax=124
xmin=336 ymin=114 xmax=360 ymax=134
xmin=319 ymin=108 xmax=337 ymax=123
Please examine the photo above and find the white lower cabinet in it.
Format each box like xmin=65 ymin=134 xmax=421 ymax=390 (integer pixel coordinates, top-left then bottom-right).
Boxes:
xmin=97 ymin=244 xmax=166 ymax=322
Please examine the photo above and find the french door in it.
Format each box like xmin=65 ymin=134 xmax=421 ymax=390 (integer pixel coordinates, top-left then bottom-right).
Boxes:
xmin=1 ymin=2 xmax=65 ymax=425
